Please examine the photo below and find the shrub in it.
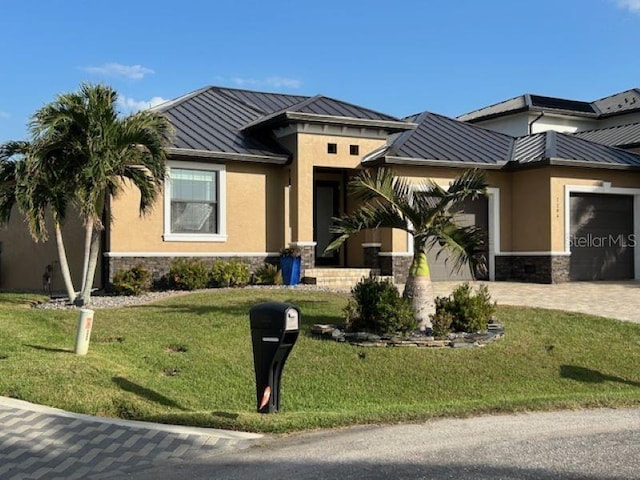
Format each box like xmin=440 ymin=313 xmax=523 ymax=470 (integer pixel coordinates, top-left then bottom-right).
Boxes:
xmin=431 ymin=311 xmax=454 ymax=339
xmin=252 ymin=263 xmax=282 ymax=285
xmin=345 ymin=275 xmax=416 ymax=335
xmin=433 ymin=283 xmax=496 ymax=333
xmin=168 ymin=258 xmax=210 ymax=290
xmin=111 ymin=265 xmax=151 ymax=296
xmin=210 ymin=259 xmax=251 ymax=287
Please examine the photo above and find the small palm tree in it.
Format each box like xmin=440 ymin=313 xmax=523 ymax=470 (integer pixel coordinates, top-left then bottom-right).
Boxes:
xmin=0 ymin=140 xmax=78 ymax=301
xmin=31 ymin=83 xmax=173 ymax=305
xmin=325 ymin=167 xmax=488 ymax=331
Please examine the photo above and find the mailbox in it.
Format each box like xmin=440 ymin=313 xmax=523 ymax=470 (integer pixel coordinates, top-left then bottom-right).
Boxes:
xmin=249 ymin=302 xmax=300 ymax=413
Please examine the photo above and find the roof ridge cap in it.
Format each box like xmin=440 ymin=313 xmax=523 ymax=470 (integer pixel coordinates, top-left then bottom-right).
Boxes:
xmin=151 ymin=85 xmax=212 ymax=112
xmin=457 ymin=94 xmax=527 ymax=119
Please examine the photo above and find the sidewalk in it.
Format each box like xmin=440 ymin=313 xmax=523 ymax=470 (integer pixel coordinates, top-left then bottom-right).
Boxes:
xmin=0 ymin=396 xmax=262 ymax=479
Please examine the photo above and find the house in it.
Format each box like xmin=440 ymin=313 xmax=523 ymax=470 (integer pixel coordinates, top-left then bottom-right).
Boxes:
xmin=2 ymin=86 xmax=640 ymax=292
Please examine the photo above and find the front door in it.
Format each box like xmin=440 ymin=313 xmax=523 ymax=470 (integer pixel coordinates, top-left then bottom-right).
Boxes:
xmin=314 ymin=180 xmax=340 ymax=266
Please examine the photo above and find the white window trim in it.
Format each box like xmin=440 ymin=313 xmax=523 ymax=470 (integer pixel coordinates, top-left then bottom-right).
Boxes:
xmin=406 ymin=183 xmax=500 ymax=281
xmin=564 ymin=183 xmax=640 ymax=280
xmin=163 ymin=160 xmax=227 ymax=242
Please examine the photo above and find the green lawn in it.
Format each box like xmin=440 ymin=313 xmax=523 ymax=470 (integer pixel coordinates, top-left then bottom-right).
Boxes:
xmin=1 ymin=289 xmax=639 ymax=433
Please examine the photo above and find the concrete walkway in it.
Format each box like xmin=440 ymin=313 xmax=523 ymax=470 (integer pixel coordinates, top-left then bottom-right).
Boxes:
xmin=0 ymin=397 xmax=262 ymax=479
xmin=429 ymin=280 xmax=640 ymax=324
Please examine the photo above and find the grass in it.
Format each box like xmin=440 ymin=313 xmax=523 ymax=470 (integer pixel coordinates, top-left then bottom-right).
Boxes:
xmin=0 ymin=289 xmax=639 ymax=433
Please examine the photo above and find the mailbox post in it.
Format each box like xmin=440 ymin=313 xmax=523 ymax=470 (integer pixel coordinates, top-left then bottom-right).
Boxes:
xmin=249 ymin=302 xmax=300 ymax=413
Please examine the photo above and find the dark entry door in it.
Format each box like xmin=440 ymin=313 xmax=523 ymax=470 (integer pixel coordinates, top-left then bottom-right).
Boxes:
xmin=314 ymin=181 xmax=340 ymax=266
xmin=570 ymin=193 xmax=634 ymax=280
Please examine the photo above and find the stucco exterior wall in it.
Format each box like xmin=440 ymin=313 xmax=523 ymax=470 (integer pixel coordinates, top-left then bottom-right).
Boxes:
xmin=0 ymin=207 xmax=90 ymax=292
xmin=288 ymin=132 xmax=387 ymax=243
xmin=510 ymin=168 xmax=551 ymax=251
xmin=109 ymin=162 xmax=286 ymax=254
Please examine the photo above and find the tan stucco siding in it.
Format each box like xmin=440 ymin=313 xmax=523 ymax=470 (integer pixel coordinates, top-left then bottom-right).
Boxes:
xmin=109 ymin=162 xmax=286 ymax=253
xmin=510 ymin=168 xmax=551 ymax=251
xmin=549 ymin=167 xmax=640 ymax=252
xmin=290 ymin=133 xmax=387 ymax=242
xmin=0 ymin=207 xmax=89 ymax=291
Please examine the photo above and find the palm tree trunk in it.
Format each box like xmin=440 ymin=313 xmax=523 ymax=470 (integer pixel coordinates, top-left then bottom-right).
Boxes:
xmin=54 ymin=220 xmax=76 ymax=303
xmin=79 ymin=226 xmax=101 ymax=304
xmin=80 ymin=222 xmax=92 ymax=293
xmin=402 ymin=249 xmax=435 ymax=332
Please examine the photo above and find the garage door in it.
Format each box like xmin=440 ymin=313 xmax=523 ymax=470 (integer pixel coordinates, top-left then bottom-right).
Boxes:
xmin=570 ymin=193 xmax=634 ymax=281
xmin=428 ymin=197 xmax=489 ymax=281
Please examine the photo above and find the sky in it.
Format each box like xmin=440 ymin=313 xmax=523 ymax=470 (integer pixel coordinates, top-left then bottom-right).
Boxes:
xmin=2 ymin=0 xmax=640 ymax=143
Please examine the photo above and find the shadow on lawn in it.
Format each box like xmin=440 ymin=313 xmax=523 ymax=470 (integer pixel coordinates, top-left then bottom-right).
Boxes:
xmin=24 ymin=344 xmax=72 ymax=354
xmin=560 ymin=365 xmax=640 ymax=388
xmin=112 ymin=376 xmax=186 ymax=410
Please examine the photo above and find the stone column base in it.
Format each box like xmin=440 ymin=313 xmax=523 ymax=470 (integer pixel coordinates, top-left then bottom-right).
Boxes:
xmin=379 ymin=254 xmax=413 ymax=284
xmin=495 ymin=254 xmax=570 ymax=284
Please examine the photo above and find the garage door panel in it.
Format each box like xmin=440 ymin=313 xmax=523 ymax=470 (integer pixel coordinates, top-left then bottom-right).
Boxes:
xmin=570 ymin=193 xmax=634 ymax=281
xmin=428 ymin=197 xmax=489 ymax=282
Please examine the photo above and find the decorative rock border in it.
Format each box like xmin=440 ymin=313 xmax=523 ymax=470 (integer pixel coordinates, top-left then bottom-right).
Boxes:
xmin=311 ymin=321 xmax=504 ymax=348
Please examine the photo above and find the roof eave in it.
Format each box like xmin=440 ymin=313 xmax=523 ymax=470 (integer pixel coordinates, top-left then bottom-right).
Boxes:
xmin=547 ymin=157 xmax=640 ymax=171
xmin=376 ymin=155 xmax=505 ymax=169
xmin=166 ymin=147 xmax=290 ymax=165
xmin=243 ymin=112 xmax=416 ymax=133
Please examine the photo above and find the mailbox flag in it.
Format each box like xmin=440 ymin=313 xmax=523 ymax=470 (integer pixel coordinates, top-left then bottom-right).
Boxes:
xmin=259 ymin=386 xmax=272 ymax=410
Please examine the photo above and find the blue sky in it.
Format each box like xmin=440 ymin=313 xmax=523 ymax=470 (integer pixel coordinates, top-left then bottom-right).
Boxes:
xmin=2 ymin=0 xmax=640 ymax=142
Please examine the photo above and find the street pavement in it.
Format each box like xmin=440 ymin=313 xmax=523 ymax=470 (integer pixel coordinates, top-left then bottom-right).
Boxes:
xmin=133 ymin=408 xmax=640 ymax=479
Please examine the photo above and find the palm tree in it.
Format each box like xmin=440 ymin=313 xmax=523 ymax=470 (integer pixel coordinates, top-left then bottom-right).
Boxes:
xmin=325 ymin=167 xmax=488 ymax=331
xmin=31 ymin=83 xmax=173 ymax=305
xmin=0 ymin=140 xmax=78 ymax=301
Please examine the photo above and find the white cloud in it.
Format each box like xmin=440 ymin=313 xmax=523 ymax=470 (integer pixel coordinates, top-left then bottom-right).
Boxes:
xmin=82 ymin=63 xmax=155 ymax=80
xmin=118 ymin=95 xmax=168 ymax=113
xmin=0 ymin=111 xmax=9 ymax=119
xmin=616 ymin=0 xmax=640 ymax=13
xmin=230 ymin=75 xmax=302 ymax=89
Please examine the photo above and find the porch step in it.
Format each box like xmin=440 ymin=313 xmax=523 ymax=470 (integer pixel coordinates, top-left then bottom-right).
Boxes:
xmin=302 ymin=268 xmax=394 ymax=290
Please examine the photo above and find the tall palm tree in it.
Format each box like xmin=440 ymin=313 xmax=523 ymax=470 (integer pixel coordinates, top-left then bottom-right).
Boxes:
xmin=0 ymin=140 xmax=78 ymax=301
xmin=325 ymin=167 xmax=488 ymax=331
xmin=31 ymin=83 xmax=173 ymax=305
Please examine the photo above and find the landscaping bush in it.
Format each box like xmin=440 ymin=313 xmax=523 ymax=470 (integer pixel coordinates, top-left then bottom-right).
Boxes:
xmin=344 ymin=275 xmax=416 ymax=335
xmin=431 ymin=311 xmax=454 ymax=339
xmin=168 ymin=258 xmax=210 ymax=290
xmin=433 ymin=283 xmax=496 ymax=333
xmin=210 ymin=259 xmax=251 ymax=287
xmin=252 ymin=263 xmax=282 ymax=285
xmin=110 ymin=265 xmax=151 ymax=296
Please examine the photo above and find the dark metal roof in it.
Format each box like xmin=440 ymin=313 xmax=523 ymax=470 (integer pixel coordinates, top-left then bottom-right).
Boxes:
xmin=572 ymin=122 xmax=640 ymax=148
xmin=458 ymin=89 xmax=640 ymax=123
xmin=382 ymin=112 xmax=514 ymax=166
xmin=367 ymin=111 xmax=640 ymax=170
xmin=156 ymin=87 xmax=291 ymax=160
xmin=512 ymin=131 xmax=640 ymax=168
xmin=156 ymin=86 xmax=409 ymax=161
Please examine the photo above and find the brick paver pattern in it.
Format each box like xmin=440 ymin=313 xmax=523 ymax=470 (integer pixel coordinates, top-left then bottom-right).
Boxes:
xmin=0 ymin=406 xmax=246 ymax=479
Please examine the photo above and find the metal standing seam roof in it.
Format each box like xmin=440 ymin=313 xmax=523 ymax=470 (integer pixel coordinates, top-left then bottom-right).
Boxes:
xmin=513 ymin=131 xmax=640 ymax=168
xmin=156 ymin=86 xmax=410 ymax=160
xmin=368 ymin=110 xmax=640 ymax=170
xmin=571 ymin=122 xmax=640 ymax=148
xmin=458 ymin=88 xmax=640 ymax=123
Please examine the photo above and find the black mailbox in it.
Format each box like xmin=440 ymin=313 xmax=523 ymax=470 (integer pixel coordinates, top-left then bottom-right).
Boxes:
xmin=249 ymin=302 xmax=300 ymax=413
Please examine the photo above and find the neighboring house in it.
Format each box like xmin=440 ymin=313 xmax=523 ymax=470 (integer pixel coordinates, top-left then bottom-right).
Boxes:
xmin=2 ymin=86 xmax=640 ymax=291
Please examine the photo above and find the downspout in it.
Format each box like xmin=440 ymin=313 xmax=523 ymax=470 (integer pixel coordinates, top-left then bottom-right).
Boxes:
xmin=528 ymin=112 xmax=544 ymax=134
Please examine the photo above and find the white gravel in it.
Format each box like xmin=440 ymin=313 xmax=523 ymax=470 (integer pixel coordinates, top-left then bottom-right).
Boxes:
xmin=33 ymin=285 xmax=346 ymax=310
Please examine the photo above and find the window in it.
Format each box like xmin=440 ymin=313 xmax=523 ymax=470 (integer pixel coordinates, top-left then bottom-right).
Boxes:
xmin=350 ymin=144 xmax=359 ymax=156
xmin=327 ymin=143 xmax=337 ymax=154
xmin=164 ymin=161 xmax=226 ymax=242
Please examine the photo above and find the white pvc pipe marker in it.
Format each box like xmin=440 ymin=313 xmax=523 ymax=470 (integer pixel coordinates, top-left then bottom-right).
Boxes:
xmin=74 ymin=308 xmax=95 ymax=355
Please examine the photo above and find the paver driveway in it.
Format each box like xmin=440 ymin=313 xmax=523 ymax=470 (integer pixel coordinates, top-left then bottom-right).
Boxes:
xmin=431 ymin=280 xmax=640 ymax=324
